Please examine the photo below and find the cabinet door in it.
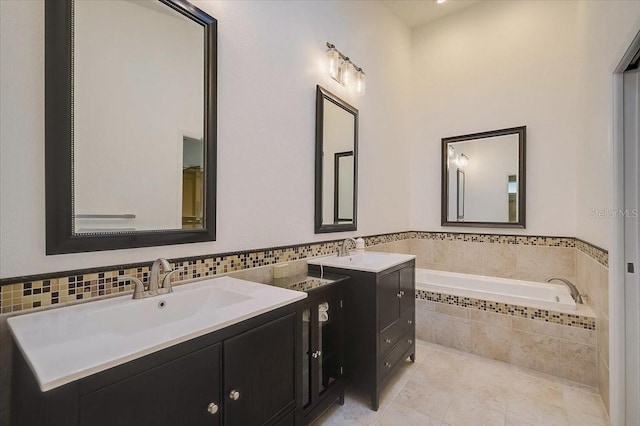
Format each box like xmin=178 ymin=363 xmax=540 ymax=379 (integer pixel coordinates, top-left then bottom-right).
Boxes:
xmin=316 ymin=294 xmax=343 ymax=400
xmin=378 ymin=270 xmax=400 ymax=331
xmin=80 ymin=344 xmax=221 ymax=426
xmin=399 ymin=266 xmax=415 ymax=315
xmin=224 ymin=314 xmax=296 ymax=425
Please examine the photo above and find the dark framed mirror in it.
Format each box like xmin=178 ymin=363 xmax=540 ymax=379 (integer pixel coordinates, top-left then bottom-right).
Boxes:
xmin=441 ymin=126 xmax=526 ymax=228
xmin=45 ymin=0 xmax=217 ymax=254
xmin=315 ymin=86 xmax=358 ymax=233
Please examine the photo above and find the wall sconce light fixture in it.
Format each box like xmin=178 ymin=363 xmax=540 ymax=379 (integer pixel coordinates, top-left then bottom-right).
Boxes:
xmin=326 ymin=42 xmax=366 ymax=96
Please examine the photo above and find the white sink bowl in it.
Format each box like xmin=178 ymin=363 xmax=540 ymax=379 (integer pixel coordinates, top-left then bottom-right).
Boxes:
xmin=307 ymin=252 xmax=416 ymax=273
xmin=8 ymin=276 xmax=306 ymax=391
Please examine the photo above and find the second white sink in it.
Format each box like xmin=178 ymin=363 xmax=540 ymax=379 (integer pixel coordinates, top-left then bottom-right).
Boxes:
xmin=307 ymin=252 xmax=416 ymax=273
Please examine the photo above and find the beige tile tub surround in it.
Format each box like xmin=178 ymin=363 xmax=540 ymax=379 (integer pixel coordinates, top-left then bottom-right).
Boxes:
xmin=415 ymin=299 xmax=598 ymax=387
xmin=576 ymin=249 xmax=610 ymax=414
xmin=409 ymin=238 xmax=577 ymax=283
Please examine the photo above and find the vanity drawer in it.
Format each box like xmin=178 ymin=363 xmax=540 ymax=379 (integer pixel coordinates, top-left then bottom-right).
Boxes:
xmin=379 ymin=329 xmax=414 ymax=381
xmin=379 ymin=308 xmax=414 ymax=355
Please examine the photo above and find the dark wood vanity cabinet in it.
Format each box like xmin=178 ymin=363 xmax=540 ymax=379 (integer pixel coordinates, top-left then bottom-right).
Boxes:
xmin=224 ymin=315 xmax=296 ymax=425
xmin=300 ymin=281 xmax=346 ymax=424
xmin=12 ymin=306 xmax=299 ymax=426
xmin=309 ymin=259 xmax=415 ymax=411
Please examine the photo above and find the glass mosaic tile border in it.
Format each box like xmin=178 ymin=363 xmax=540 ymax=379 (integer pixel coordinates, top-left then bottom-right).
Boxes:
xmin=416 ymin=289 xmax=596 ymax=330
xmin=575 ymin=238 xmax=609 ymax=268
xmin=0 ymin=231 xmax=608 ymax=314
xmin=412 ymin=231 xmax=576 ymax=247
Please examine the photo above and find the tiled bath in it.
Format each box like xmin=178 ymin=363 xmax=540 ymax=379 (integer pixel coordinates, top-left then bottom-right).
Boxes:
xmin=415 ymin=298 xmax=598 ymax=387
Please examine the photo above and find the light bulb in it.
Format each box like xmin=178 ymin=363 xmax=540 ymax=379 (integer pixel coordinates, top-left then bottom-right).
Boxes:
xmin=341 ymin=59 xmax=355 ymax=87
xmin=326 ymin=46 xmax=341 ymax=82
xmin=355 ymin=68 xmax=366 ymax=96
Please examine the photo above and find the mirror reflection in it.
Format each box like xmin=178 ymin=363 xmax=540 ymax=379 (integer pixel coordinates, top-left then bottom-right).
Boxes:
xmin=442 ymin=126 xmax=526 ymax=228
xmin=315 ymin=86 xmax=358 ymax=233
xmin=73 ymin=0 xmax=205 ymax=234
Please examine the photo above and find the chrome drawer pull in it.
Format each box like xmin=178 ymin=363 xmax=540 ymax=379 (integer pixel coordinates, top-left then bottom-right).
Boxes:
xmin=229 ymin=390 xmax=240 ymax=401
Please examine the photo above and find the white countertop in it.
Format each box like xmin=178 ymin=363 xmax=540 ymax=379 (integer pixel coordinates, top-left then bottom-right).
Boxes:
xmin=307 ymin=251 xmax=416 ymax=273
xmin=7 ymin=276 xmax=306 ymax=392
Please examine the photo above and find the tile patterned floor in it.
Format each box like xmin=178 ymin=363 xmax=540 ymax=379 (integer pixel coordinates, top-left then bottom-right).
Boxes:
xmin=312 ymin=340 xmax=610 ymax=426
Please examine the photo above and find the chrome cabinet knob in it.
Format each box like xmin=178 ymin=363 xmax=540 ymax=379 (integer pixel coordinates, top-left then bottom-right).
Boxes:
xmin=312 ymin=351 xmax=318 ymax=358
xmin=207 ymin=402 xmax=219 ymax=414
xmin=399 ymin=290 xmax=405 ymax=296
xmin=407 ymin=320 xmax=413 ymax=325
xmin=229 ymin=390 xmax=240 ymax=401
xmin=407 ymin=339 xmax=413 ymax=344
xmin=385 ymin=338 xmax=391 ymax=344
xmin=397 ymin=293 xmax=402 ymax=298
xmin=385 ymin=362 xmax=392 ymax=368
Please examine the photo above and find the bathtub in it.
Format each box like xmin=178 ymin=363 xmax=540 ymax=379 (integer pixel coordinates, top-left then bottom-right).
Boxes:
xmin=415 ymin=268 xmax=576 ymax=311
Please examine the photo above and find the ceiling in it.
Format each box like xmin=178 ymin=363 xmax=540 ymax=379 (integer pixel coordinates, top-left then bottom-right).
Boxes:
xmin=380 ymin=0 xmax=480 ymax=29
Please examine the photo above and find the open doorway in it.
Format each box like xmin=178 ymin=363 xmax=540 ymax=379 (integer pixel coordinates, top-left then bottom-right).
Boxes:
xmin=614 ymin=31 xmax=640 ymax=426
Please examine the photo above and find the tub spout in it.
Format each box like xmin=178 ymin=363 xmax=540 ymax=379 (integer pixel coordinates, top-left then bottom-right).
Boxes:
xmin=546 ymin=277 xmax=583 ymax=304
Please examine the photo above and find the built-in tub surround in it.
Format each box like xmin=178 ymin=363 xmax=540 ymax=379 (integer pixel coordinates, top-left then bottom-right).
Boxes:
xmin=576 ymin=241 xmax=610 ymax=414
xmin=414 ymin=270 xmax=598 ymax=387
xmin=417 ymin=269 xmax=578 ymax=312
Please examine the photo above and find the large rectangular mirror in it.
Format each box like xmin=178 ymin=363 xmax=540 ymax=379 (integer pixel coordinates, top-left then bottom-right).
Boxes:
xmin=45 ymin=0 xmax=217 ymax=254
xmin=315 ymin=86 xmax=358 ymax=233
xmin=441 ymin=126 xmax=526 ymax=228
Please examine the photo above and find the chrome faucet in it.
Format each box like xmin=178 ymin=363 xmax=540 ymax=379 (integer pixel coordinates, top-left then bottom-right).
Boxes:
xmin=150 ymin=258 xmax=172 ymax=295
xmin=546 ymin=277 xmax=583 ymax=304
xmin=119 ymin=258 xmax=179 ymax=299
xmin=337 ymin=238 xmax=357 ymax=257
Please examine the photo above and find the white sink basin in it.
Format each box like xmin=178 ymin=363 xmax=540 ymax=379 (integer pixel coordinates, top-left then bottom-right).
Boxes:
xmin=307 ymin=252 xmax=416 ymax=273
xmin=89 ymin=286 xmax=251 ymax=335
xmin=8 ymin=276 xmax=306 ymax=391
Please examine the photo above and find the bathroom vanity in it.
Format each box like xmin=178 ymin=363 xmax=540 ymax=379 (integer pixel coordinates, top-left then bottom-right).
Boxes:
xmin=272 ymin=273 xmax=349 ymax=424
xmin=9 ymin=277 xmax=306 ymax=426
xmin=307 ymin=252 xmax=416 ymax=411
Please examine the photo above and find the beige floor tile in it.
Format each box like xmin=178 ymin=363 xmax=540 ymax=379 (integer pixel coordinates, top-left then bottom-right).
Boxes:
xmin=562 ymin=385 xmax=609 ymax=426
xmin=394 ymin=372 xmax=455 ymax=420
xmin=417 ymin=344 xmax=468 ymax=374
xmin=444 ymin=392 xmax=507 ymax=426
xmin=376 ymin=402 xmax=444 ymax=426
xmin=507 ymin=391 xmax=569 ymax=426
xmin=314 ymin=342 xmax=608 ymax=426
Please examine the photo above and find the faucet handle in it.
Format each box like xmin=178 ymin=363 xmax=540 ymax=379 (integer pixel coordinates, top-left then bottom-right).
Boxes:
xmin=118 ymin=276 xmax=146 ymax=299
xmin=158 ymin=268 xmax=182 ymax=294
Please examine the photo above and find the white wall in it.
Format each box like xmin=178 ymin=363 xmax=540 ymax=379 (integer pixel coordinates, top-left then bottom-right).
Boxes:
xmin=0 ymin=0 xmax=412 ymax=278
xmin=574 ymin=1 xmax=640 ymax=250
xmin=409 ymin=0 xmax=580 ymax=237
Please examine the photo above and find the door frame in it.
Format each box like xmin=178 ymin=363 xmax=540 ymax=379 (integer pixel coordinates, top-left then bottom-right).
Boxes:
xmin=613 ymin=30 xmax=640 ymax=426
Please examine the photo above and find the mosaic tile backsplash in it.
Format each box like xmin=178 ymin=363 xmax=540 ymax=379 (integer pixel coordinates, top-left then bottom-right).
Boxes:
xmin=0 ymin=231 xmax=608 ymax=314
xmin=416 ymin=289 xmax=596 ymax=330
